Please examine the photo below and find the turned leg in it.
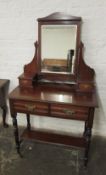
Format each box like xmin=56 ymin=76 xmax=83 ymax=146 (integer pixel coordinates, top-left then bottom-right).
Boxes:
xmin=83 ymin=108 xmax=94 ymax=167
xmin=84 ymin=127 xmax=92 ymax=167
xmin=2 ymin=106 xmax=9 ymax=128
xmin=26 ymin=114 xmax=31 ymax=130
xmin=83 ymin=120 xmax=88 ymax=137
xmin=12 ymin=114 xmax=22 ymax=157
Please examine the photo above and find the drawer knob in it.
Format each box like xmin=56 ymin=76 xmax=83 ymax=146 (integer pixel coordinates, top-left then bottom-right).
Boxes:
xmin=63 ymin=109 xmax=75 ymax=115
xmin=25 ymin=104 xmax=36 ymax=112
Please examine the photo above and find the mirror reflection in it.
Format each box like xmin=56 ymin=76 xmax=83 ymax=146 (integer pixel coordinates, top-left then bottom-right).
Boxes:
xmin=41 ymin=25 xmax=77 ymax=74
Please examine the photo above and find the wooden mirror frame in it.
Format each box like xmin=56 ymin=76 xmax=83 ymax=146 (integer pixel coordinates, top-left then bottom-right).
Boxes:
xmin=19 ymin=12 xmax=95 ymax=93
xmin=37 ymin=12 xmax=81 ymax=82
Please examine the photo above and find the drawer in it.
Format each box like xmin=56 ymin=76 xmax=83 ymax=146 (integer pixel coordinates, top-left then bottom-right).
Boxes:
xmin=13 ymin=101 xmax=49 ymax=115
xmin=51 ymin=104 xmax=89 ymax=120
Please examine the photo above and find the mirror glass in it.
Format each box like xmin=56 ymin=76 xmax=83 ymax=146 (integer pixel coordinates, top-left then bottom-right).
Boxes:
xmin=41 ymin=25 xmax=77 ymax=74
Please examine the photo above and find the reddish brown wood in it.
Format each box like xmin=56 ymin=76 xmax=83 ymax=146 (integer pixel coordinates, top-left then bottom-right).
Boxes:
xmin=18 ymin=42 xmax=38 ymax=89
xmin=21 ymin=129 xmax=85 ymax=148
xmin=9 ymin=86 xmax=98 ymax=108
xmin=76 ymin=43 xmax=95 ymax=92
xmin=77 ymin=43 xmax=95 ymax=81
xmin=24 ymin=41 xmax=38 ymax=77
xmin=10 ymin=86 xmax=97 ymax=121
xmin=37 ymin=12 xmax=82 ymax=22
xmin=18 ymin=12 xmax=95 ymax=93
xmin=19 ymin=12 xmax=83 ymax=90
xmin=38 ymin=12 xmax=81 ymax=84
xmin=9 ymin=12 xmax=98 ymax=166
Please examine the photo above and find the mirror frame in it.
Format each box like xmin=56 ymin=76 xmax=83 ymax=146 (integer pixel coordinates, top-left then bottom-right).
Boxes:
xmin=41 ymin=24 xmax=77 ymax=74
xmin=37 ymin=12 xmax=82 ymax=82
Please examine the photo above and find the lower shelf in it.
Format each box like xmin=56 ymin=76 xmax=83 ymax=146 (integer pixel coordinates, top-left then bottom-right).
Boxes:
xmin=21 ymin=129 xmax=86 ymax=148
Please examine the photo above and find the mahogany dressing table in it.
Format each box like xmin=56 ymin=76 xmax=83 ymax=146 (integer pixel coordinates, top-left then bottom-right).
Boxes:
xmin=9 ymin=13 xmax=98 ymax=166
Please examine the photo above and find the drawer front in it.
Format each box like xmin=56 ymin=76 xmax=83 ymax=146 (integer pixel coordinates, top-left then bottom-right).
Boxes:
xmin=13 ymin=101 xmax=49 ymax=115
xmin=51 ymin=104 xmax=89 ymax=120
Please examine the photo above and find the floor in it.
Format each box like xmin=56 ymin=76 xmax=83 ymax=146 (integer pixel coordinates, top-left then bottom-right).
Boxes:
xmin=0 ymin=125 xmax=105 ymax=175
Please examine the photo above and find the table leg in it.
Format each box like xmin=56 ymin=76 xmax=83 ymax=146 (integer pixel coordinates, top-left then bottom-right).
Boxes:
xmin=83 ymin=120 xmax=88 ymax=137
xmin=84 ymin=126 xmax=91 ymax=167
xmin=12 ymin=114 xmax=22 ymax=156
xmin=2 ymin=106 xmax=9 ymax=128
xmin=26 ymin=114 xmax=31 ymax=130
xmin=83 ymin=108 xmax=94 ymax=166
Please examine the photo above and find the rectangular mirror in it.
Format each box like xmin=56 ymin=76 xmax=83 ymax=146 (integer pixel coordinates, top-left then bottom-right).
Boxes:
xmin=41 ymin=25 xmax=77 ymax=74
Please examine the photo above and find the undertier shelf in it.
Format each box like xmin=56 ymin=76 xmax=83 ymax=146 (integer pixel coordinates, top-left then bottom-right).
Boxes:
xmin=21 ymin=129 xmax=86 ymax=148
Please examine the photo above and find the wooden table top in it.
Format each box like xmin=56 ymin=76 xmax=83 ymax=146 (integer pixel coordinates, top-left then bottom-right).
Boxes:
xmin=9 ymin=86 xmax=98 ymax=108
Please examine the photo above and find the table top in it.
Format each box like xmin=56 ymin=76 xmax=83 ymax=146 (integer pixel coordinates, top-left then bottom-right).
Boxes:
xmin=0 ymin=79 xmax=10 ymax=88
xmin=9 ymin=86 xmax=98 ymax=107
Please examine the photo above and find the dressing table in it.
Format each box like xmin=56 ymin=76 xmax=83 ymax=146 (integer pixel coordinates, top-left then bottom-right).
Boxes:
xmin=9 ymin=12 xmax=98 ymax=166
